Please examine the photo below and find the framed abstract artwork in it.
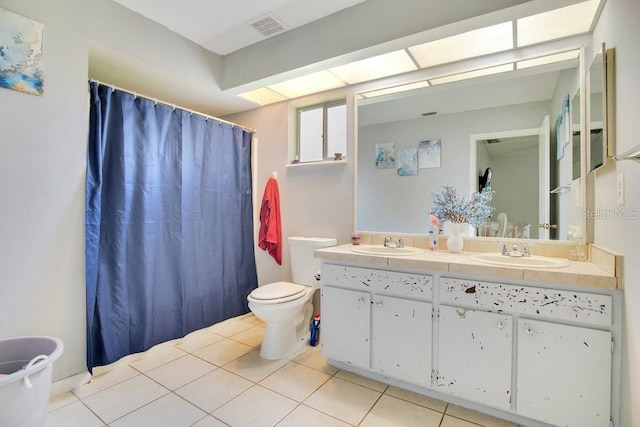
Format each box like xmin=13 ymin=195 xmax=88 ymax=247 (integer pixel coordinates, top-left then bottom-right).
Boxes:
xmin=0 ymin=8 xmax=45 ymax=95
xmin=397 ymin=148 xmax=418 ymax=176
xmin=375 ymin=142 xmax=395 ymax=169
xmin=419 ymin=139 xmax=441 ymax=168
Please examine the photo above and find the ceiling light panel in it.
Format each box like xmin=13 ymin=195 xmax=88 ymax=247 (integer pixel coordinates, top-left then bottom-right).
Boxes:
xmin=330 ymin=50 xmax=418 ymax=85
xmin=359 ymin=81 xmax=430 ymax=99
xmin=516 ymin=49 xmax=580 ymax=69
xmin=237 ymin=87 xmax=288 ymax=105
xmin=517 ymin=0 xmax=600 ymax=47
xmin=267 ymin=71 xmax=345 ymax=99
xmin=408 ymin=22 xmax=513 ymax=69
xmin=429 ymin=64 xmax=514 ymax=85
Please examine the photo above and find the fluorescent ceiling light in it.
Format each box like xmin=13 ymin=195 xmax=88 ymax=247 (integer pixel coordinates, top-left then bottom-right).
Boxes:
xmin=267 ymin=71 xmax=345 ymax=98
xmin=430 ymin=64 xmax=514 ymax=85
xmin=517 ymin=49 xmax=580 ymax=69
xmin=330 ymin=50 xmax=418 ymax=85
xmin=408 ymin=22 xmax=513 ymax=69
xmin=237 ymin=87 xmax=288 ymax=105
xmin=517 ymin=0 xmax=600 ymax=47
xmin=359 ymin=81 xmax=430 ymax=99
xmin=234 ymin=1 xmax=602 ymax=102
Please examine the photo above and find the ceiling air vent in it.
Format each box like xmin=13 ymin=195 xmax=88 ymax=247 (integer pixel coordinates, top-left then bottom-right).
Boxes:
xmin=250 ymin=14 xmax=287 ymax=37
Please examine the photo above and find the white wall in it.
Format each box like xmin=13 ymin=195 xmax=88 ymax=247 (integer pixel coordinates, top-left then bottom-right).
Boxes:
xmin=0 ymin=0 xmax=89 ymax=381
xmin=357 ymin=102 xmax=549 ymax=233
xmin=225 ymin=97 xmax=355 ymax=286
xmin=590 ymin=0 xmax=640 ymax=425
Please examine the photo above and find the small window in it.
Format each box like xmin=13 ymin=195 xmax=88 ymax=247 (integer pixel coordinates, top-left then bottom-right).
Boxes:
xmin=297 ymin=101 xmax=346 ymax=162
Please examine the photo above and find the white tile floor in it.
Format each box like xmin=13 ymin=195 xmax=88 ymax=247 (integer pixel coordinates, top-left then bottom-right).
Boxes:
xmin=47 ymin=314 xmax=520 ymax=427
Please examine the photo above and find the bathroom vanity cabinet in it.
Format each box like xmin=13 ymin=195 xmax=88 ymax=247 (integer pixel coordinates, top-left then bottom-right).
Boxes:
xmin=321 ymin=266 xmax=432 ymax=388
xmin=320 ymin=261 xmax=619 ymax=427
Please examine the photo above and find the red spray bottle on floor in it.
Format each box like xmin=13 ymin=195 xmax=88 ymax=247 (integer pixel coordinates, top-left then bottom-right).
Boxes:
xmin=309 ymin=312 xmax=321 ymax=346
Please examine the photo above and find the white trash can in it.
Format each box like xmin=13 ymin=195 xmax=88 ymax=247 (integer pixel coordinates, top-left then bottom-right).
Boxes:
xmin=0 ymin=336 xmax=64 ymax=427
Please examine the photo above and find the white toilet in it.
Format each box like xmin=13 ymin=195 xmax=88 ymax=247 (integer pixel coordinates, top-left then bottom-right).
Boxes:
xmin=248 ymin=236 xmax=337 ymax=360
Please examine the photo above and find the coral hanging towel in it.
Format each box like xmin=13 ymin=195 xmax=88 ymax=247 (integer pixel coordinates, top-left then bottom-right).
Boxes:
xmin=258 ymin=177 xmax=282 ymax=265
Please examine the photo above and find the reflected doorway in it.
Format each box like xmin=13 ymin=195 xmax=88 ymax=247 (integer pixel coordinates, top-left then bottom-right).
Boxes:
xmin=470 ymin=117 xmax=551 ymax=240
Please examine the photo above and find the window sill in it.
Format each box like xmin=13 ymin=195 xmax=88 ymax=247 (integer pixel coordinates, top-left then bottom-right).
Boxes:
xmin=286 ymin=159 xmax=347 ymax=168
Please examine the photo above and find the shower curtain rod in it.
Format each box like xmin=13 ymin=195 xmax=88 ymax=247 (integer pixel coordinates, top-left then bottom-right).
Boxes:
xmin=89 ymin=79 xmax=255 ymax=134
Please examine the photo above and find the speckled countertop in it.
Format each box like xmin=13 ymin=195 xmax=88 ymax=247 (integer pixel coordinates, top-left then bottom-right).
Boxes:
xmin=315 ymin=244 xmax=620 ymax=290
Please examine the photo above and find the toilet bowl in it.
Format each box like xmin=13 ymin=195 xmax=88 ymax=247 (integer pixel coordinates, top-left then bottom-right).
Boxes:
xmin=248 ymin=237 xmax=336 ymax=360
xmin=248 ymin=282 xmax=314 ymax=359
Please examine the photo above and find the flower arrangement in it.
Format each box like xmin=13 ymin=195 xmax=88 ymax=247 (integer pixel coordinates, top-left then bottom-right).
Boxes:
xmin=430 ymin=184 xmax=494 ymax=227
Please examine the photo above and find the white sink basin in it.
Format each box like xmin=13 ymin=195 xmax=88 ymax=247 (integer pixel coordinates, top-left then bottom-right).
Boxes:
xmin=468 ymin=253 xmax=570 ymax=269
xmin=351 ymin=245 xmax=423 ymax=256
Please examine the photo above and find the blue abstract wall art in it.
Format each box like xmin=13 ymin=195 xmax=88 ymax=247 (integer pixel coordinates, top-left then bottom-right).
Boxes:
xmin=375 ymin=142 xmax=395 ymax=169
xmin=0 ymin=8 xmax=45 ymax=95
xmin=397 ymin=148 xmax=418 ymax=176
xmin=419 ymin=139 xmax=442 ymax=168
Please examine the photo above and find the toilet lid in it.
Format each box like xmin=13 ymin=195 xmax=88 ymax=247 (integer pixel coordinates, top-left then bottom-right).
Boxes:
xmin=249 ymin=282 xmax=307 ymax=303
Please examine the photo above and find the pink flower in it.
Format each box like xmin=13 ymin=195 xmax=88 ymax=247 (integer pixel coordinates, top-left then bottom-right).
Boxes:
xmin=429 ymin=214 xmax=441 ymax=227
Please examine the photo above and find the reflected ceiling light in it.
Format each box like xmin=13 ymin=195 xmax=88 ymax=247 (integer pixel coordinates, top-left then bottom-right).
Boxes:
xmin=516 ymin=49 xmax=580 ymax=69
xmin=267 ymin=71 xmax=345 ymax=98
xmin=429 ymin=64 xmax=514 ymax=85
xmin=359 ymin=81 xmax=430 ymax=99
xmin=517 ymin=0 xmax=600 ymax=47
xmin=408 ymin=22 xmax=513 ymax=69
xmin=237 ymin=87 xmax=288 ymax=105
xmin=329 ymin=50 xmax=418 ymax=84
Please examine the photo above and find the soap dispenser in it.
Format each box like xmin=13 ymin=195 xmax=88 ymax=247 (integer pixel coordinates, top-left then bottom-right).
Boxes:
xmin=567 ymin=226 xmax=586 ymax=261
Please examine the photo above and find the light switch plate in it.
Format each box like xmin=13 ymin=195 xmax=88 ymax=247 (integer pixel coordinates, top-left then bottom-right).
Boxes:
xmin=617 ymin=173 xmax=624 ymax=205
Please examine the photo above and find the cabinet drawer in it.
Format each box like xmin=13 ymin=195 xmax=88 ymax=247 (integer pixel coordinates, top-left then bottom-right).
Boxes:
xmin=323 ymin=264 xmax=432 ymax=299
xmin=441 ymin=277 xmax=612 ymax=327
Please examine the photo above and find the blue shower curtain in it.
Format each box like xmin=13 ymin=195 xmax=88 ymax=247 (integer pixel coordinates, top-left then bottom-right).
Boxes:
xmin=85 ymin=82 xmax=258 ymax=370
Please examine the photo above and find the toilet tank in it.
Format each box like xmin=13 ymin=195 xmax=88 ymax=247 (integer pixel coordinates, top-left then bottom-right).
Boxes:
xmin=288 ymin=236 xmax=337 ymax=287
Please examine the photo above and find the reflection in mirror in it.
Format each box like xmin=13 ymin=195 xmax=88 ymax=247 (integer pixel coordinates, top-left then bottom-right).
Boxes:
xmin=476 ymin=133 xmax=541 ymax=239
xmin=588 ymin=43 xmax=606 ymax=171
xmin=571 ymin=89 xmax=581 ymax=180
xmin=356 ymin=54 xmax=582 ymax=240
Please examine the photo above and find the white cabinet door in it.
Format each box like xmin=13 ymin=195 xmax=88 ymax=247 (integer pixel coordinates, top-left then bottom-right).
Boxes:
xmin=372 ymin=295 xmax=432 ymax=388
xmin=437 ymin=305 xmax=513 ymax=410
xmin=321 ymin=286 xmax=371 ymax=369
xmin=517 ymin=319 xmax=611 ymax=427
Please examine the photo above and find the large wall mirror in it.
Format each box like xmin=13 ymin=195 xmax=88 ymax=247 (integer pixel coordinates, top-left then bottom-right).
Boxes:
xmin=356 ymin=51 xmax=585 ymax=241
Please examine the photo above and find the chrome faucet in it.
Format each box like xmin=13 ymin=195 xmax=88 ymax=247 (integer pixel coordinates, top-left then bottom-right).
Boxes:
xmin=384 ymin=237 xmax=404 ymax=248
xmin=502 ymin=243 xmax=510 ymax=256
xmin=501 ymin=241 xmax=530 ymax=257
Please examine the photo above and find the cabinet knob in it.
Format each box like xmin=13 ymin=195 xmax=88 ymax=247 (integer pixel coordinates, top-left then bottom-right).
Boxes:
xmin=376 ymin=302 xmax=383 ymax=308
xmin=525 ymin=327 xmax=534 ymax=335
xmin=358 ymin=297 xmax=365 ymax=304
xmin=497 ymin=321 xmax=504 ymax=329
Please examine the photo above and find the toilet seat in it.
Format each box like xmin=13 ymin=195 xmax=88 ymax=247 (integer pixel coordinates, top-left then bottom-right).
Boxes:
xmin=248 ymin=282 xmax=308 ymax=304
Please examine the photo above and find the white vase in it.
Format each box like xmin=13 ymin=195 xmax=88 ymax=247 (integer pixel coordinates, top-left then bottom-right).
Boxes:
xmin=447 ymin=222 xmax=466 ymax=253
